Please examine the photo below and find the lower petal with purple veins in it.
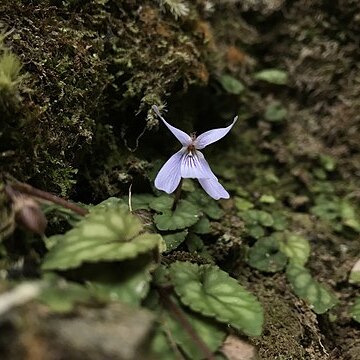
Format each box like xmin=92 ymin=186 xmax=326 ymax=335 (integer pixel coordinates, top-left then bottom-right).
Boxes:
xmin=180 ymin=150 xmax=216 ymax=179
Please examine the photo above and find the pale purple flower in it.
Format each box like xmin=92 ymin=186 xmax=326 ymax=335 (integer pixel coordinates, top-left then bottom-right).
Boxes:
xmin=152 ymin=105 xmax=238 ymax=200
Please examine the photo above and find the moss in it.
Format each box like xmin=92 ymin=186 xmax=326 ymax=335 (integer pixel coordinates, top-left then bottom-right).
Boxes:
xmin=0 ymin=1 xmax=111 ymax=194
xmin=0 ymin=0 xmax=216 ymax=196
xmin=0 ymin=33 xmax=26 ymax=154
xmin=237 ymin=273 xmax=326 ymax=360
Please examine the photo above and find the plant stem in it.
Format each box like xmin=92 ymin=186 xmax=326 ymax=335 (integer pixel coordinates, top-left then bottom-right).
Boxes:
xmin=172 ymin=179 xmax=183 ymax=212
xmin=10 ymin=182 xmax=88 ymax=216
xmin=157 ymin=286 xmax=216 ymax=360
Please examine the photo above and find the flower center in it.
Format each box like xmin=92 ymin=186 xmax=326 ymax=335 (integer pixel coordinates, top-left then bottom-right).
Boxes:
xmin=187 ymin=143 xmax=196 ymax=154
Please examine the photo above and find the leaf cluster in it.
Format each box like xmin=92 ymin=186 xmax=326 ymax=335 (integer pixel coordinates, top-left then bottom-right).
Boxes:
xmin=128 ymin=188 xmax=223 ymax=258
xmin=32 ymin=195 xmax=264 ymax=359
xmin=235 ymin=194 xmax=338 ymax=315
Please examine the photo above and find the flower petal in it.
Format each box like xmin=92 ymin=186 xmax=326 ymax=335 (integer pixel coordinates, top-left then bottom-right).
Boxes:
xmin=198 ymin=177 xmax=230 ymax=200
xmin=194 ymin=116 xmax=238 ymax=150
xmin=197 ymin=153 xmax=218 ymax=180
xmin=180 ymin=150 xmax=214 ymax=179
xmin=155 ymin=149 xmax=184 ymax=193
xmin=152 ymin=105 xmax=192 ymax=146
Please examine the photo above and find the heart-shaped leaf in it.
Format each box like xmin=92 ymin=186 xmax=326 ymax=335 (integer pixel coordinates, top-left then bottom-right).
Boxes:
xmin=271 ymin=212 xmax=288 ymax=231
xmin=169 ymin=262 xmax=264 ymax=336
xmin=154 ymin=200 xmax=200 ymax=231
xmin=286 ymin=263 xmax=337 ymax=314
xmin=185 ymin=234 xmax=204 ymax=252
xmin=186 ymin=191 xmax=224 ymax=220
xmin=247 ymin=236 xmax=287 ymax=273
xmin=234 ymin=197 xmax=254 ymax=211
xmin=150 ymin=195 xmax=174 ymax=213
xmin=163 ymin=231 xmax=188 ymax=252
xmin=241 ymin=210 xmax=274 ymax=227
xmin=247 ymin=225 xmax=265 ymax=239
xmin=191 ymin=216 xmax=211 ymax=234
xmin=42 ymin=206 xmax=161 ymax=270
xmin=279 ymin=233 xmax=310 ymax=266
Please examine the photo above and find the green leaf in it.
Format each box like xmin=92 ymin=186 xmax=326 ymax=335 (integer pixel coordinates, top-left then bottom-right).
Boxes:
xmin=256 ymin=211 xmax=274 ymax=227
xmin=313 ymin=168 xmax=327 ymax=180
xmin=310 ymin=200 xmax=338 ymax=221
xmin=271 ymin=212 xmax=288 ymax=231
xmin=247 ymin=236 xmax=287 ymax=273
xmin=247 ymin=225 xmax=265 ymax=239
xmin=340 ymin=201 xmax=360 ymax=232
xmin=127 ymin=194 xmax=155 ymax=210
xmin=182 ymin=179 xmax=196 ymax=192
xmin=234 ymin=197 xmax=254 ymax=211
xmin=279 ymin=233 xmax=310 ymax=266
xmin=319 ymin=154 xmax=336 ymax=172
xmin=186 ymin=234 xmax=205 ymax=252
xmin=219 ymin=74 xmax=245 ymax=95
xmin=254 ymin=69 xmax=288 ymax=85
xmin=44 ymin=234 xmax=64 ymax=250
xmin=150 ymin=195 xmax=174 ymax=213
xmin=162 ymin=296 xmax=226 ymax=359
xmin=241 ymin=210 xmax=274 ymax=227
xmin=259 ymin=194 xmax=276 ymax=204
xmin=191 ymin=216 xmax=211 ymax=234
xmin=264 ymin=102 xmax=287 ymax=122
xmin=185 ymin=234 xmax=213 ymax=262
xmin=350 ymin=297 xmax=360 ymax=323
xmin=42 ymin=206 xmax=161 ymax=270
xmin=87 ymin=268 xmax=151 ymax=306
xmin=95 ymin=197 xmax=127 ymax=210
xmin=340 ymin=200 xmax=356 ymax=220
xmin=343 ymin=218 xmax=360 ymax=232
xmin=151 ymin=329 xmax=178 ymax=360
xmin=311 ymin=196 xmax=360 ymax=233
xmin=152 ymin=265 xmax=171 ymax=287
xmin=38 ymin=275 xmax=92 ymax=313
xmin=170 ymin=262 xmax=264 ymax=336
xmin=163 ymin=231 xmax=188 ymax=252
xmin=187 ymin=191 xmax=224 ymax=220
xmin=154 ymin=200 xmax=200 ymax=231
xmin=286 ymin=263 xmax=337 ymax=314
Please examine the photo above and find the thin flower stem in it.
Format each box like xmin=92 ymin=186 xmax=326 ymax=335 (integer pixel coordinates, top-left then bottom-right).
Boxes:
xmin=10 ymin=182 xmax=88 ymax=216
xmin=171 ymin=178 xmax=183 ymax=212
xmin=157 ymin=286 xmax=216 ymax=360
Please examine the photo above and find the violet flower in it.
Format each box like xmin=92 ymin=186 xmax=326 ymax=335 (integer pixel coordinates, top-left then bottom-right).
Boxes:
xmin=152 ymin=105 xmax=238 ymax=200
